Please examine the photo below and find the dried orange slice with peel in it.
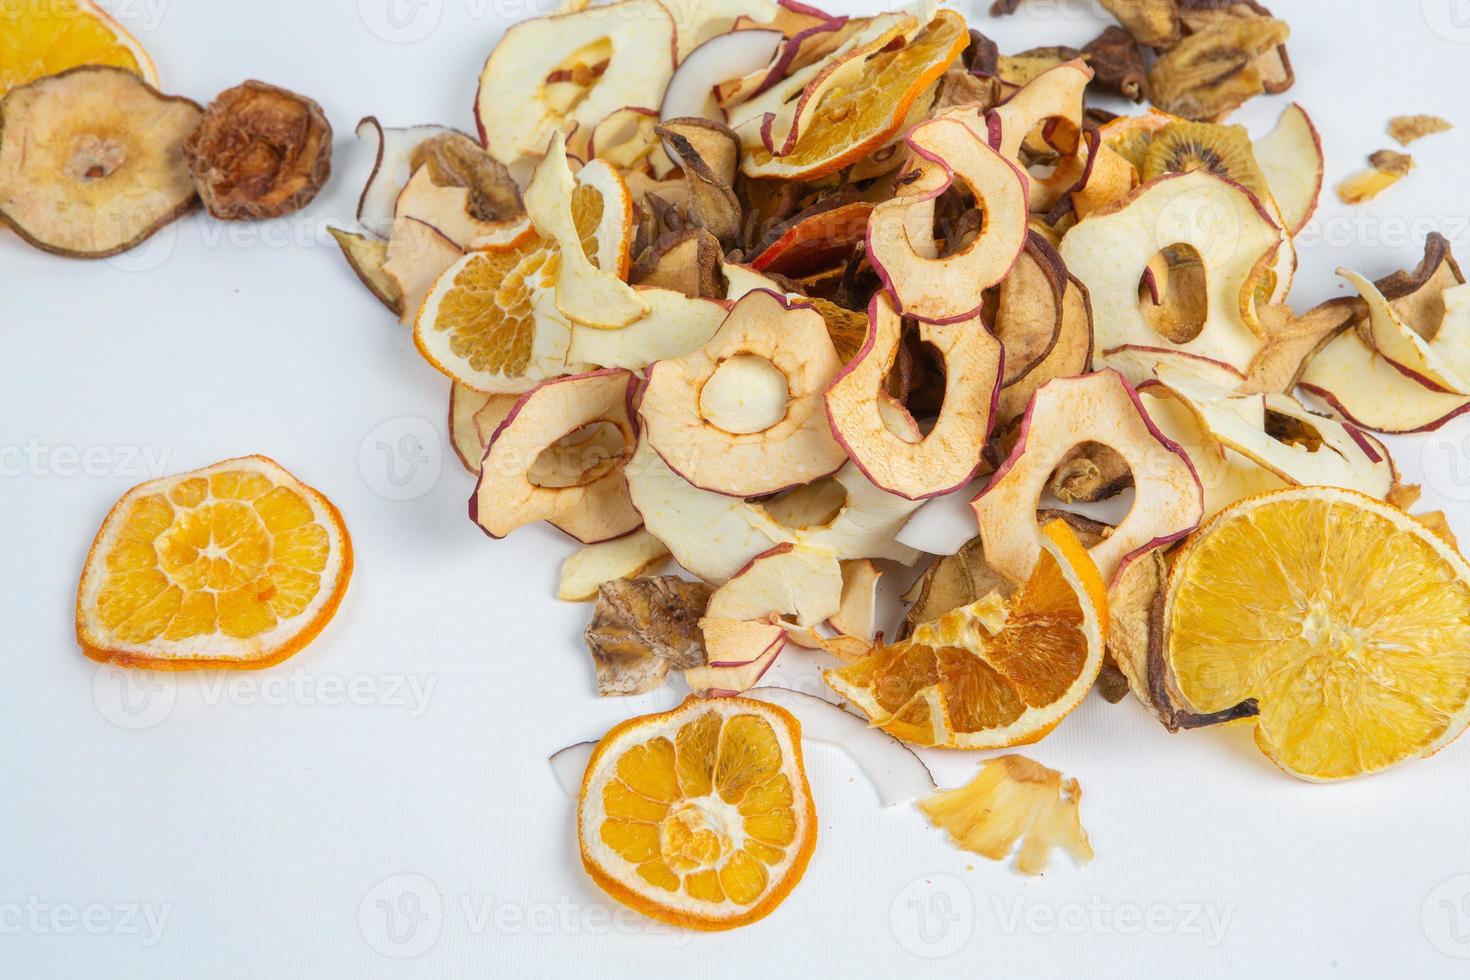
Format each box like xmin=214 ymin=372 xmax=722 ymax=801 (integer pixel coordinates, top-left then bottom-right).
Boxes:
xmin=77 ymin=456 xmax=351 ymax=670
xmin=825 ymin=520 xmax=1107 ymax=749
xmin=578 ymin=696 xmax=816 ymax=931
xmin=1 ymin=0 xmax=157 ymax=97
xmin=414 ymin=158 xmax=631 ymax=392
xmin=1164 ymin=486 xmax=1470 ymax=781
xmin=742 ymin=9 xmax=969 ymax=181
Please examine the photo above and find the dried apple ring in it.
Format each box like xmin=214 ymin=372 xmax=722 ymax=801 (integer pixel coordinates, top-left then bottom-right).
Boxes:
xmin=640 ymin=290 xmax=846 ymax=498
xmin=866 ymin=116 xmax=1030 ymax=324
xmin=972 ymin=370 xmax=1204 ymax=584
xmin=983 ymin=60 xmax=1093 ymax=213
xmin=826 ymin=292 xmax=1003 ymax=500
xmin=474 ymin=0 xmax=676 ymax=167
xmin=1059 ymin=170 xmax=1283 ymax=383
xmin=471 ymin=369 xmax=642 ymax=544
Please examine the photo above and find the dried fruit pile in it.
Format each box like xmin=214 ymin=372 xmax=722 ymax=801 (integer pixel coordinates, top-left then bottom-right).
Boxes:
xmin=319 ymin=0 xmax=1470 ymax=927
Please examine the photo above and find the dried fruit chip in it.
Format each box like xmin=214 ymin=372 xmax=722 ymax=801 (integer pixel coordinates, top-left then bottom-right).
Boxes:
xmin=0 ymin=66 xmax=201 ymax=258
xmin=1082 ymin=25 xmax=1147 ymax=103
xmin=583 ymin=576 xmax=712 ymax=695
xmin=328 ymin=227 xmax=403 ymax=317
xmin=558 ymin=531 xmax=672 ymax=602
xmin=578 ymin=696 xmax=817 ymax=930
xmin=1389 ymin=114 xmax=1453 ymax=147
xmin=1146 ymin=16 xmax=1289 ymax=121
xmin=0 ymin=0 xmax=157 ymax=97
xmin=182 ymin=80 xmax=332 ymax=221
xmin=1100 ymin=0 xmax=1181 ymax=47
xmin=76 ymin=455 xmax=352 ymax=669
xmin=918 ymin=755 xmax=1094 ymax=875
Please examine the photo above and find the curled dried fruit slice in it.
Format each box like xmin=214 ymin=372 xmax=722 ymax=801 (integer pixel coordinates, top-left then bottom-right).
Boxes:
xmin=449 ymin=382 xmax=495 ymax=473
xmin=824 ymin=520 xmax=1106 ymax=748
xmin=557 ymin=530 xmax=671 ymax=602
xmin=1164 ymin=487 xmax=1470 ymax=781
xmin=997 ymin=264 xmax=1094 ymax=422
xmin=659 ymin=28 xmax=784 ymax=124
xmin=982 ymin=59 xmax=1093 ymax=213
xmin=1252 ymin=103 xmax=1322 ymax=237
xmin=1340 ymin=268 xmax=1470 ymax=396
xmin=1060 ymin=171 xmax=1283 ymax=381
xmin=475 ymin=0 xmax=676 ymax=167
xmin=471 ymin=369 xmax=642 ymax=544
xmin=76 ymin=455 xmax=352 ymax=669
xmin=578 ymin=696 xmax=816 ymax=930
xmin=866 ymin=116 xmax=1030 ymax=324
xmin=0 ymin=0 xmax=157 ymax=97
xmin=625 ymin=437 xmax=922 ymax=584
xmin=384 ymin=217 xmax=463 ymax=327
xmin=973 ymin=370 xmax=1204 ymax=584
xmin=328 ymin=227 xmax=402 ymax=317
xmin=182 ymin=80 xmax=332 ymax=221
xmin=826 ymin=292 xmax=1002 ymax=500
xmin=0 ymin=66 xmax=201 ymax=258
xmin=525 ymin=133 xmax=644 ymax=329
xmin=641 ymin=290 xmax=847 ymax=497
xmin=1147 ymin=15 xmax=1289 ymax=121
xmin=354 ymin=118 xmax=455 ymax=237
xmin=567 ymin=288 xmax=729 ymax=371
xmin=919 ymin=755 xmax=1093 ymax=874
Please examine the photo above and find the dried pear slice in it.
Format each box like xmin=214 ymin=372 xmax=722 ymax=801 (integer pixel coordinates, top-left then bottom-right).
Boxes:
xmin=328 ymin=227 xmax=403 ymax=317
xmin=1060 ymin=171 xmax=1283 ymax=381
xmin=825 ymin=291 xmax=1003 ymax=500
xmin=474 ymin=0 xmax=676 ymax=167
xmin=470 ymin=369 xmax=642 ymax=543
xmin=640 ymin=290 xmax=847 ymax=497
xmin=0 ymin=66 xmax=201 ymax=258
xmin=973 ymin=370 xmax=1204 ymax=584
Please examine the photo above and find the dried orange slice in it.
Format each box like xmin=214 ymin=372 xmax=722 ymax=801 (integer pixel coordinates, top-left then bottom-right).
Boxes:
xmin=741 ymin=9 xmax=968 ymax=181
xmin=578 ymin=696 xmax=816 ymax=931
xmin=825 ymin=520 xmax=1107 ymax=748
xmin=1163 ymin=486 xmax=1470 ymax=781
xmin=413 ymin=155 xmax=633 ymax=392
xmin=76 ymin=456 xmax=352 ymax=670
xmin=1 ymin=0 xmax=158 ymax=97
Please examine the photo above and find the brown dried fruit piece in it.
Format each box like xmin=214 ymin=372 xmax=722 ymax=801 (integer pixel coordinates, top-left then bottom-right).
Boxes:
xmin=1100 ymin=0 xmax=1181 ymax=48
xmin=410 ymin=132 xmax=522 ymax=223
xmin=0 ymin=66 xmax=201 ymax=258
xmin=1083 ymin=26 xmax=1147 ymax=103
xmin=1337 ymin=150 xmax=1415 ymax=205
xmin=1146 ymin=16 xmax=1289 ymax=121
xmin=183 ymin=80 xmax=332 ymax=220
xmin=1389 ymin=114 xmax=1453 ymax=147
xmin=1178 ymin=0 xmax=1294 ymax=95
xmin=583 ymin=576 xmax=712 ymax=696
xmin=918 ymin=755 xmax=1094 ymax=875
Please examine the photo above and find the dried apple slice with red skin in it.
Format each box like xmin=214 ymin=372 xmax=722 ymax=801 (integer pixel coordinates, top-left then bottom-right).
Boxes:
xmin=474 ymin=0 xmax=676 ymax=167
xmin=660 ymin=28 xmax=784 ymax=125
xmin=867 ymin=116 xmax=1030 ymax=325
xmin=470 ymin=369 xmax=642 ymax=543
xmin=826 ymin=292 xmax=1003 ymax=500
xmin=973 ymin=370 xmax=1204 ymax=584
xmin=354 ymin=117 xmax=456 ymax=237
xmin=751 ymin=199 xmax=874 ymax=277
xmin=1061 ymin=171 xmax=1283 ymax=382
xmin=1253 ymin=103 xmax=1322 ymax=237
xmin=992 ymin=233 xmax=1067 ymax=389
xmin=450 ymin=383 xmax=495 ymax=474
xmin=982 ymin=60 xmax=1093 ymax=213
xmin=998 ymin=269 xmax=1094 ymax=422
xmin=640 ymin=289 xmax=847 ymax=497
xmin=1340 ymin=268 xmax=1470 ymax=396
xmin=1299 ymin=331 xmax=1470 ymax=435
xmin=685 ymin=627 xmax=785 ymax=696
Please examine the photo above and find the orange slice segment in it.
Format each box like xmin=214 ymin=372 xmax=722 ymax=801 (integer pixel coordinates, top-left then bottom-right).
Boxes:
xmin=1164 ymin=486 xmax=1470 ymax=781
xmin=76 ymin=455 xmax=352 ymax=670
xmin=1 ymin=0 xmax=158 ymax=97
xmin=578 ymin=696 xmax=816 ymax=931
xmin=825 ymin=520 xmax=1107 ymax=748
xmin=742 ymin=9 xmax=968 ymax=181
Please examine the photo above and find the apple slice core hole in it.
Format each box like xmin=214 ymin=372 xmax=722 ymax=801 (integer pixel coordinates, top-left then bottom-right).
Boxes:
xmin=1138 ymin=244 xmax=1208 ymax=345
xmin=699 ymin=353 xmax=790 ymax=434
xmin=528 ymin=420 xmax=630 ymax=488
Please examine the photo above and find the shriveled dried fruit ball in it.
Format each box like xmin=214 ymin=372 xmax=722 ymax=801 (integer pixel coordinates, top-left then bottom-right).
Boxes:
xmin=183 ymin=80 xmax=332 ymax=221
xmin=0 ymin=65 xmax=202 ymax=258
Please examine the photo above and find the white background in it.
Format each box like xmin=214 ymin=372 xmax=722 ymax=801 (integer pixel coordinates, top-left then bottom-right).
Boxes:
xmin=4 ymin=0 xmax=1470 ymax=976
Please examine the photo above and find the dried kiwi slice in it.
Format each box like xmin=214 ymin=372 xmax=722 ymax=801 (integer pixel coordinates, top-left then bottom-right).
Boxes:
xmin=1142 ymin=121 xmax=1271 ymax=203
xmin=0 ymin=66 xmax=202 ymax=258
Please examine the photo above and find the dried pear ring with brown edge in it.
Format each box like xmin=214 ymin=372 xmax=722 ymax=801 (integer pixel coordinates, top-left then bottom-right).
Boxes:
xmin=825 ymin=292 xmax=1003 ymax=500
xmin=471 ymin=369 xmax=642 ymax=544
xmin=972 ymin=369 xmax=1204 ymax=584
xmin=867 ymin=115 xmax=1030 ymax=325
xmin=640 ymin=290 xmax=847 ymax=498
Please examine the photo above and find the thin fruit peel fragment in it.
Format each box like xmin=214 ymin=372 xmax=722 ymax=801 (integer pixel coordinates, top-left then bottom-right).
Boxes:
xmin=76 ymin=455 xmax=352 ymax=670
xmin=1163 ymin=487 xmax=1470 ymax=781
xmin=182 ymin=80 xmax=332 ymax=221
xmin=583 ymin=576 xmax=711 ymax=695
xmin=918 ymin=755 xmax=1093 ymax=875
xmin=0 ymin=66 xmax=201 ymax=258
xmin=578 ymin=697 xmax=816 ymax=931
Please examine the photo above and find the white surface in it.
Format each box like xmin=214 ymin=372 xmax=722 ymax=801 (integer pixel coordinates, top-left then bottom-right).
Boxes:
xmin=4 ymin=1 xmax=1470 ymax=976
